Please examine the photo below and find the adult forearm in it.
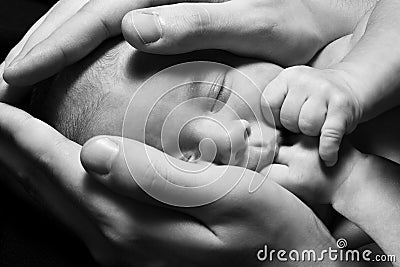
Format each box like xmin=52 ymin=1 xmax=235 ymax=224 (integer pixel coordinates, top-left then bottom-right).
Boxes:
xmin=333 ymin=155 xmax=400 ymax=262
xmin=306 ymin=0 xmax=377 ymax=44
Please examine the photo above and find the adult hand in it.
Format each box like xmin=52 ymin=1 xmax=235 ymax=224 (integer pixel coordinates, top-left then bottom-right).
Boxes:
xmin=0 ymin=0 xmax=218 ymax=102
xmin=0 ymin=103 xmax=211 ymax=266
xmin=3 ymin=0 xmax=372 ymax=88
xmin=0 ymin=0 xmax=88 ymax=103
xmin=269 ymin=135 xmax=365 ymax=204
xmin=79 ymin=135 xmax=344 ymax=266
xmin=0 ymin=103 xmax=341 ymax=266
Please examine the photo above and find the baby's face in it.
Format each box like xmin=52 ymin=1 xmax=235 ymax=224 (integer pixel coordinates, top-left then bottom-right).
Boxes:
xmin=51 ymin=40 xmax=282 ymax=172
xmin=110 ymin=42 xmax=283 ymax=172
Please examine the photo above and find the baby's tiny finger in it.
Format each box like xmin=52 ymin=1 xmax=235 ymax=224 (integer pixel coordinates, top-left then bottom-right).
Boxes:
xmin=261 ymin=75 xmax=288 ymax=128
xmin=319 ymin=110 xmax=347 ymax=167
xmin=298 ymin=99 xmax=326 ymax=136
xmin=280 ymin=89 xmax=307 ymax=133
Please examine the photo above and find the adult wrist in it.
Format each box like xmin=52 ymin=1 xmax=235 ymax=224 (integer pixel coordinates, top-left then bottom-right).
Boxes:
xmin=305 ymin=0 xmax=373 ymax=45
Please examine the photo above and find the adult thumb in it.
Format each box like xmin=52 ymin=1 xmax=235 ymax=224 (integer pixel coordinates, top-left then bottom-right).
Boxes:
xmin=121 ymin=2 xmax=251 ymax=55
xmin=81 ymin=135 xmax=245 ymax=207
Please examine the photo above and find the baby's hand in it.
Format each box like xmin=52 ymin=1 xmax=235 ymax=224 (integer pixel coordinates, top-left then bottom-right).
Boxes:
xmin=261 ymin=66 xmax=362 ymax=166
xmin=265 ymin=135 xmax=364 ymax=204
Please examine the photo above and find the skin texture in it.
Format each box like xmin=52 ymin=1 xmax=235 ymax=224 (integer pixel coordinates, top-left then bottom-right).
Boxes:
xmin=0 ymin=0 xmax=396 ymax=266
xmin=1 ymin=0 xmax=375 ymax=92
xmin=34 ymin=39 xmax=282 ymax=172
xmin=1 ymin=32 xmax=398 ymax=267
xmin=33 ymin=33 xmax=399 ymax=243
xmin=261 ymin=0 xmax=400 ymax=167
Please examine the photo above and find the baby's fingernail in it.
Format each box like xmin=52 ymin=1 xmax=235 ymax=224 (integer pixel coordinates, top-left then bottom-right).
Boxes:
xmin=82 ymin=138 xmax=119 ymax=174
xmin=130 ymin=12 xmax=162 ymax=44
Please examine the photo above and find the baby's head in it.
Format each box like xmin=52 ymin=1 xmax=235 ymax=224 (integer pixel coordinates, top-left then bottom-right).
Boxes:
xmin=30 ymin=38 xmax=282 ymax=172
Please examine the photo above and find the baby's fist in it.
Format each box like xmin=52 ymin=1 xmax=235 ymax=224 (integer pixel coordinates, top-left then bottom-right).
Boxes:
xmin=261 ymin=66 xmax=362 ymax=166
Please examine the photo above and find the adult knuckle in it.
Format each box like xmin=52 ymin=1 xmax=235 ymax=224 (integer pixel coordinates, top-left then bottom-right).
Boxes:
xmin=102 ymin=226 xmax=124 ymax=246
xmin=101 ymin=220 xmax=140 ymax=248
xmin=37 ymin=135 xmax=69 ymax=166
xmin=10 ymin=114 xmax=38 ymax=141
xmin=179 ymin=5 xmax=212 ymax=37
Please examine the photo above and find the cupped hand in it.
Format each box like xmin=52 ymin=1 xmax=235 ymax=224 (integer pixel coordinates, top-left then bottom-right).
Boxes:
xmin=1 ymin=0 xmax=218 ymax=101
xmin=0 ymin=103 xmax=219 ymax=266
xmin=0 ymin=102 xmax=341 ymax=266
xmin=79 ymin=135 xmax=344 ymax=266
xmin=3 ymin=0 xmax=335 ymax=89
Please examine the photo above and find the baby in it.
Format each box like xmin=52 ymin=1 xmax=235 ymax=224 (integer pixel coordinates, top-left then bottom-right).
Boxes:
xmin=30 ymin=38 xmax=282 ymax=173
xmin=29 ymin=35 xmax=400 ymax=258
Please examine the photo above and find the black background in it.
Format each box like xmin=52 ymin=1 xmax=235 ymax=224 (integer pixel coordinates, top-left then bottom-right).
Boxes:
xmin=0 ymin=0 xmax=98 ymax=266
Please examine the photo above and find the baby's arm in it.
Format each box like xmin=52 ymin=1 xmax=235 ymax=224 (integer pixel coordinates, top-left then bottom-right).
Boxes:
xmin=262 ymin=1 xmax=400 ymax=167
xmin=313 ymin=0 xmax=400 ymax=118
xmin=333 ymin=0 xmax=400 ymax=121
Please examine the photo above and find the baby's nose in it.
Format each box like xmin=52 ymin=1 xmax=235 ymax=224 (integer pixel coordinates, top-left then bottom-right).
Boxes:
xmin=179 ymin=118 xmax=250 ymax=165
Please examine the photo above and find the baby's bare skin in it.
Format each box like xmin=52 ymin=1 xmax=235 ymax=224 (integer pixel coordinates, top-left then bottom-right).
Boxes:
xmin=312 ymin=15 xmax=400 ymax=164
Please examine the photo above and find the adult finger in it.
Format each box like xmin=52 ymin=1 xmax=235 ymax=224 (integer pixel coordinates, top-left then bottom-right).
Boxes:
xmin=0 ymin=103 xmax=118 ymax=259
xmin=319 ymin=107 xmax=347 ymax=167
xmin=81 ymin=134 xmax=319 ymax=243
xmin=0 ymin=103 xmax=120 ymax=217
xmin=1 ymin=0 xmax=88 ymax=103
xmin=3 ymin=0 xmax=216 ymax=87
xmin=1 ymin=4 xmax=54 ymax=102
xmin=4 ymin=3 xmax=54 ymax=67
xmin=122 ymin=1 xmax=238 ymax=54
xmin=5 ymin=0 xmax=89 ymax=69
xmin=0 ymin=69 xmax=26 ymax=104
xmin=0 ymin=103 xmax=86 ymax=196
xmin=81 ymin=135 xmax=245 ymax=208
xmin=0 ymin=104 xmax=223 ymax=265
